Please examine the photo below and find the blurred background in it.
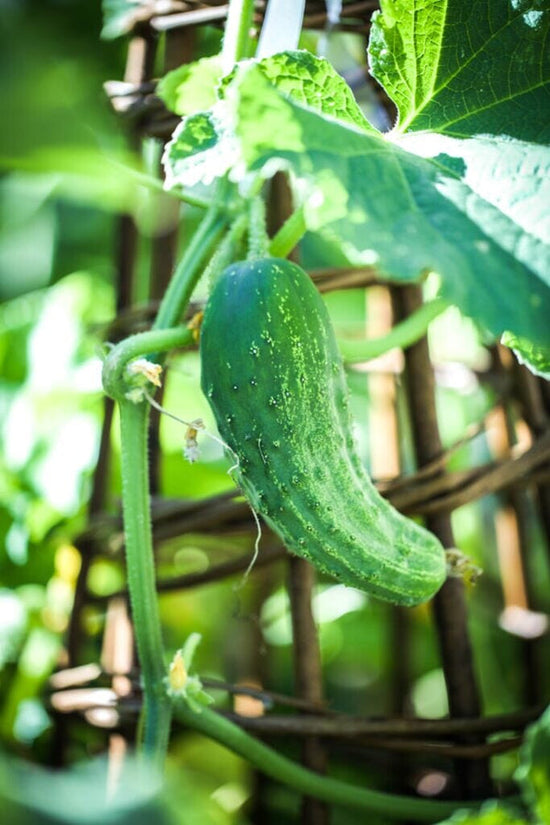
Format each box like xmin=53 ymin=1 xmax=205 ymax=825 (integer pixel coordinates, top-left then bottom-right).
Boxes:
xmin=1 ymin=2 xmax=550 ymax=823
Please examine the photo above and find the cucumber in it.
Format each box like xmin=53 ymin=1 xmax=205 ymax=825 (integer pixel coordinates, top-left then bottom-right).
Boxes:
xmin=200 ymin=258 xmax=446 ymax=606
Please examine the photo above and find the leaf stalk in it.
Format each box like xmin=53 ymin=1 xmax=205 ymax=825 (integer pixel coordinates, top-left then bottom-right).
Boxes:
xmin=339 ymin=298 xmax=448 ymax=363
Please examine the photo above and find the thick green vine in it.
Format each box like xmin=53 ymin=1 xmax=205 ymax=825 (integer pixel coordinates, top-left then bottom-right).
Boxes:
xmin=102 ymin=325 xmax=194 ymax=763
xmin=153 ymin=200 xmax=228 ymax=332
xmin=119 ymin=399 xmax=171 ymax=763
xmin=175 ymin=694 xmax=477 ymax=822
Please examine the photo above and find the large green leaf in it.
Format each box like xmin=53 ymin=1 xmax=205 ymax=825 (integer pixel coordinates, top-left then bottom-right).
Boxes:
xmin=227 ymin=65 xmax=550 ymax=346
xmin=163 ymin=45 xmax=550 ymax=351
xmin=397 ymin=130 xmax=549 ymax=230
xmin=369 ymin=0 xmax=550 ymax=141
xmin=0 ymin=754 xmax=167 ymax=824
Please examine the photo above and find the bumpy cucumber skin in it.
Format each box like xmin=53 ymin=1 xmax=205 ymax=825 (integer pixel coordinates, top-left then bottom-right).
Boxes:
xmin=200 ymin=258 xmax=446 ymax=606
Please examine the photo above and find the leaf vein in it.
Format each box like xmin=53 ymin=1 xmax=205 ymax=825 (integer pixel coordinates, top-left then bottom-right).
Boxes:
xmin=400 ymin=9 xmax=548 ymax=131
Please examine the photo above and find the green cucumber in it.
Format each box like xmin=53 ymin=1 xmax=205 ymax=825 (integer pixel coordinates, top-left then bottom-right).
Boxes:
xmin=200 ymin=258 xmax=446 ymax=606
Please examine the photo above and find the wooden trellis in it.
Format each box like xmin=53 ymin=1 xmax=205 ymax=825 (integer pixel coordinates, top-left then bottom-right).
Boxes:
xmin=53 ymin=3 xmax=550 ymax=823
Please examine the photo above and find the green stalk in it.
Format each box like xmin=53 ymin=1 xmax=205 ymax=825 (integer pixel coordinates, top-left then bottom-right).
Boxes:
xmin=338 ymin=298 xmax=448 ymax=364
xmin=247 ymin=197 xmax=269 ymax=259
xmin=268 ymin=205 xmax=307 ymax=258
xmin=204 ymin=213 xmax=249 ymax=288
xmin=102 ymin=326 xmax=196 ymax=765
xmin=221 ymin=0 xmax=256 ymax=72
xmin=153 ymin=202 xmax=228 ymax=331
xmin=107 ymin=220 xmax=217 ymax=761
xmin=119 ymin=400 xmax=171 ymax=764
xmin=176 ymin=702 xmax=477 ymax=821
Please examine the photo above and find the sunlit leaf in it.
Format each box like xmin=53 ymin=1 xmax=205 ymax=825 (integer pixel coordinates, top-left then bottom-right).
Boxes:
xmin=157 ymin=56 xmax=224 ymax=117
xmin=220 ymin=50 xmax=376 ymax=131
xmin=369 ymin=0 xmax=550 ymax=141
xmin=434 ymin=801 xmax=528 ymax=824
xmin=225 ymin=64 xmax=550 ymax=348
xmin=163 ymin=48 xmax=376 ymax=191
xmin=163 ymin=106 xmax=239 ymax=191
xmin=163 ymin=34 xmax=550 ymax=362
xmin=501 ymin=332 xmax=550 ymax=380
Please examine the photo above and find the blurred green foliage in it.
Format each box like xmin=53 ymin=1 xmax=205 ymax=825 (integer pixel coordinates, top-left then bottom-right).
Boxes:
xmin=1 ymin=1 xmax=124 ymax=296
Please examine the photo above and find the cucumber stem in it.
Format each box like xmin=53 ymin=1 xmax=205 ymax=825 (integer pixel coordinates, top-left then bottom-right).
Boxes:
xmin=119 ymin=400 xmax=171 ymax=765
xmin=102 ymin=325 xmax=196 ymax=766
xmin=338 ymin=298 xmax=448 ymax=363
xmin=153 ymin=199 xmax=228 ymax=331
xmin=176 ymin=701 xmax=478 ymax=821
xmin=247 ymin=197 xmax=269 ymax=259
xmin=268 ymin=205 xmax=307 ymax=258
xmin=204 ymin=213 xmax=249 ymax=288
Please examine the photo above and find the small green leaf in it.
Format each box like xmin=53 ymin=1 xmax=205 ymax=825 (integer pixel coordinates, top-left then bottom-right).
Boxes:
xmin=186 ymin=680 xmax=215 ymax=711
xmin=369 ymin=0 xmax=550 ymax=141
xmin=434 ymin=801 xmax=528 ymax=825
xmin=502 ymin=332 xmax=550 ymax=379
xmin=516 ymin=705 xmax=550 ymax=823
xmin=157 ymin=56 xmax=223 ymax=117
xmin=162 ymin=106 xmax=238 ymax=190
xmin=221 ymin=50 xmax=376 ymax=132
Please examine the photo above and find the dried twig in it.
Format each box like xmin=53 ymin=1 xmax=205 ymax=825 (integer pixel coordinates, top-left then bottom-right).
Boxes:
xmin=392 ymin=285 xmax=490 ymax=798
xmin=224 ymin=714 xmax=524 ymax=759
